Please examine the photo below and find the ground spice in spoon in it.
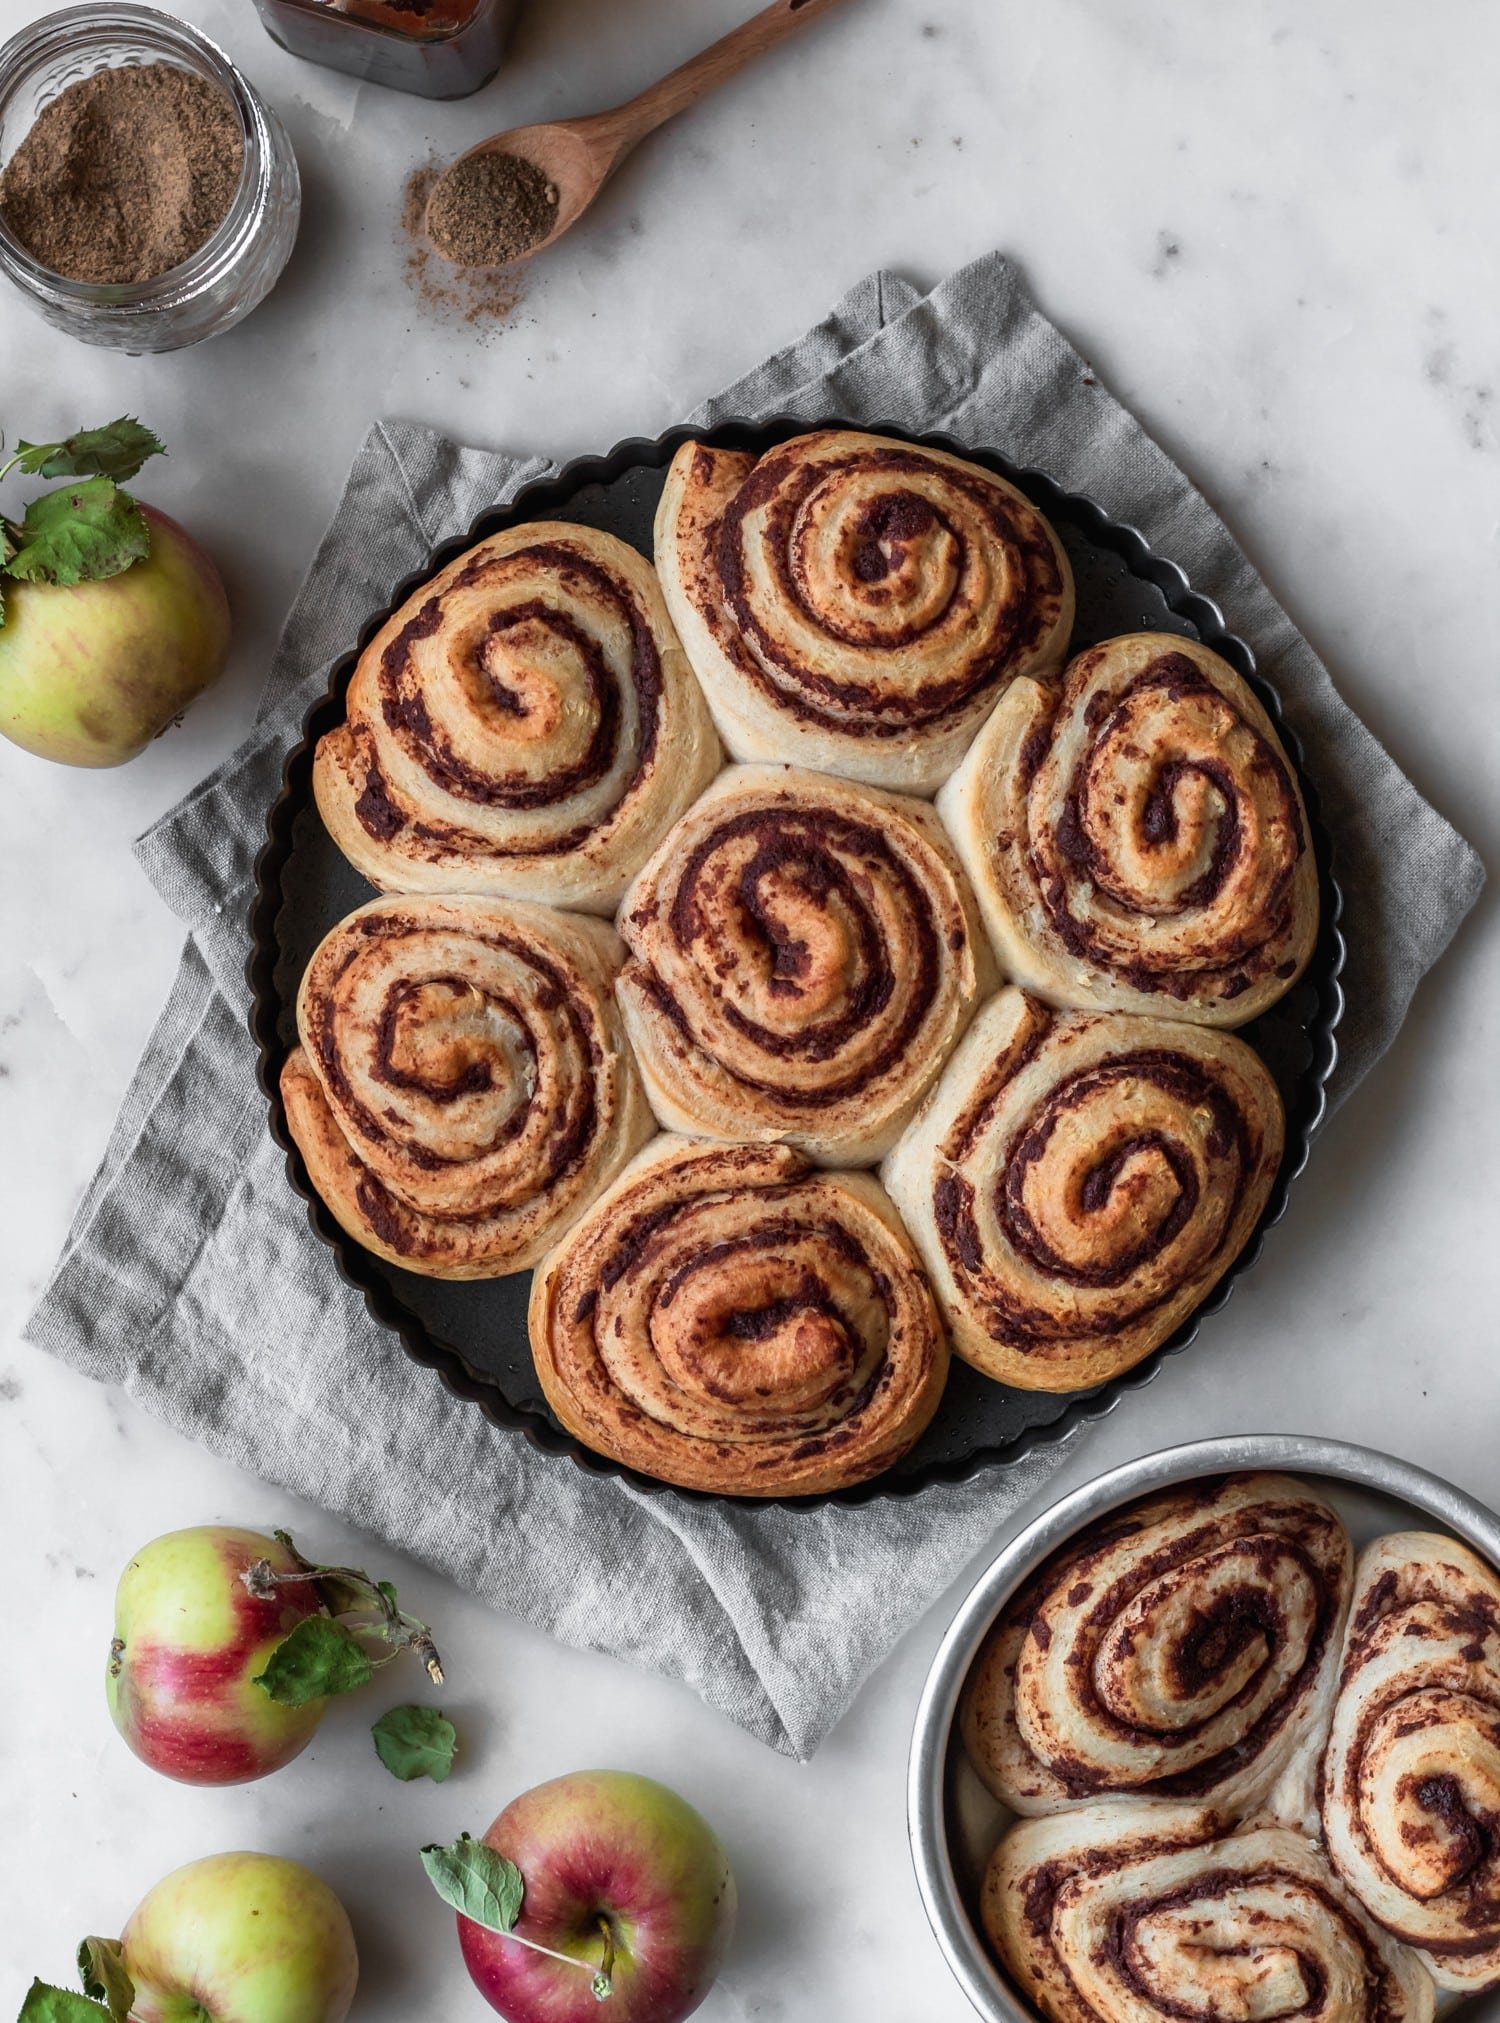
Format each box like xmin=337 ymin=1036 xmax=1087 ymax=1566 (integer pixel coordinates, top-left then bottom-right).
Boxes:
xmin=426 ymin=150 xmax=558 ymax=267
xmin=0 ymin=62 xmax=243 ymax=285
xmin=400 ymin=159 xmax=528 ymax=333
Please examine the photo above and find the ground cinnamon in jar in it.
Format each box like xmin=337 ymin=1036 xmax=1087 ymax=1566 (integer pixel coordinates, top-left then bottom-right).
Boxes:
xmin=0 ymin=62 xmax=244 ymax=285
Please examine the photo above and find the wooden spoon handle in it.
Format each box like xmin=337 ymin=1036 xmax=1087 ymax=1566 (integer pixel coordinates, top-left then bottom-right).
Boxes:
xmin=601 ymin=0 xmax=859 ymax=152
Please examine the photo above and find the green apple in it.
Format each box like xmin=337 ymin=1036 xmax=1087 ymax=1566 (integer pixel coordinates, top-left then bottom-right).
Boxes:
xmin=120 ymin=1852 xmax=358 ymax=2023
xmin=107 ymin=1526 xmax=328 ymax=1786
xmin=0 ymin=502 xmax=230 ymax=766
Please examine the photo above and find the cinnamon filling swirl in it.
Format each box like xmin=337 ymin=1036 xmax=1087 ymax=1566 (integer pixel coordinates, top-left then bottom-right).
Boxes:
xmin=936 ymin=632 xmax=1318 ymax=1026
xmin=616 ymin=766 xmax=991 ymax=1167
xmin=282 ymin=895 xmax=652 ymax=1280
xmin=372 ymin=555 xmax=650 ymax=823
xmin=984 ymin=1808 xmax=1435 ymax=2023
xmin=1321 ymin=1533 xmax=1500 ymax=1989
xmin=715 ymin=443 xmax=1068 ymax=735
xmin=528 ymin=1137 xmax=949 ymax=1497
xmin=961 ymin=1473 xmax=1352 ymax=1820
xmin=882 ymin=989 xmax=1284 ymax=1389
xmin=312 ymin=522 xmax=719 ymax=914
xmin=654 ymin=430 xmax=1074 ymax=794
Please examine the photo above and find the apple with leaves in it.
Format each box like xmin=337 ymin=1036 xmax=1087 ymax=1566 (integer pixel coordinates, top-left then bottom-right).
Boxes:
xmin=0 ymin=417 xmax=230 ymax=767
xmin=19 ymin=1851 xmax=357 ymax=2023
xmin=108 ymin=1524 xmax=447 ymax=1786
xmin=424 ymin=1771 xmax=737 ymax=2023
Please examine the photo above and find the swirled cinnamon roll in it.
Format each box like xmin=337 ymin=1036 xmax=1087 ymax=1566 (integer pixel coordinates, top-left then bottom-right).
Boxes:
xmin=1320 ymin=1532 xmax=1500 ymax=1991
xmin=615 ymin=765 xmax=993 ymax=1167
xmin=984 ymin=1805 xmax=1434 ymax=2023
xmin=881 ymin=987 xmax=1284 ymax=1390
xmin=937 ymin=633 xmax=1318 ymax=1025
xmin=528 ymin=1135 xmax=949 ymax=1496
xmin=281 ymin=895 xmax=652 ymax=1279
xmin=654 ymin=430 xmax=1074 ymax=795
xmin=313 ymin=523 xmax=720 ymax=915
xmin=961 ymin=1474 xmax=1352 ymax=1822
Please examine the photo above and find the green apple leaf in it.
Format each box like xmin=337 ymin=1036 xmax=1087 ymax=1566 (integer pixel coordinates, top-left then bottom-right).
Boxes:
xmin=17 ymin=1982 xmax=109 ymax=2022
xmin=14 ymin=417 xmax=166 ymax=483
xmin=373 ymin=1704 xmax=457 ymax=1783
xmin=3 ymin=478 xmax=150 ymax=588
xmin=254 ymin=1616 xmax=374 ymax=1706
xmin=76 ymin=1939 xmax=133 ymax=2023
xmin=420 ymin=1834 xmax=525 ymax=1931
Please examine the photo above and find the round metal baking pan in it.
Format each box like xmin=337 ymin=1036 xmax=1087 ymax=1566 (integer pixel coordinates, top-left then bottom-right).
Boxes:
xmin=247 ymin=418 xmax=1346 ymax=1508
xmin=907 ymin=1434 xmax=1500 ymax=2021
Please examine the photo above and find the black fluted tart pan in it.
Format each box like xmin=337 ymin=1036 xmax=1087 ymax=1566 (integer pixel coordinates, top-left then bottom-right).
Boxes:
xmin=246 ymin=416 xmax=1346 ymax=1509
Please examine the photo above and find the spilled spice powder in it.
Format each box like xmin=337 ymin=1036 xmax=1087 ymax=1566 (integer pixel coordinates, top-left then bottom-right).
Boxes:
xmin=400 ymin=160 xmax=528 ymax=332
xmin=0 ymin=62 xmax=243 ymax=285
xmin=426 ymin=150 xmax=558 ymax=268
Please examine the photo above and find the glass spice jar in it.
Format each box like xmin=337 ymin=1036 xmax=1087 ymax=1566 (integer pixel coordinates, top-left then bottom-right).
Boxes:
xmin=0 ymin=4 xmax=301 ymax=354
xmin=250 ymin=0 xmax=520 ymax=101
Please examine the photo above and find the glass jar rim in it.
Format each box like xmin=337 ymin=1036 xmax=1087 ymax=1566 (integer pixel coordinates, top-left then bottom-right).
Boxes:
xmin=0 ymin=2 xmax=271 ymax=312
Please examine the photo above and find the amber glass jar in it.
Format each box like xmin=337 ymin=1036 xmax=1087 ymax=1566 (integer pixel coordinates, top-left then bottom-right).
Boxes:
xmin=250 ymin=0 xmax=519 ymax=99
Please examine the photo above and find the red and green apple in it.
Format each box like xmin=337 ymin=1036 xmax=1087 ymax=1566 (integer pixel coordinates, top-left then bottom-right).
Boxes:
xmin=429 ymin=1770 xmax=737 ymax=2023
xmin=107 ymin=1525 xmax=327 ymax=1786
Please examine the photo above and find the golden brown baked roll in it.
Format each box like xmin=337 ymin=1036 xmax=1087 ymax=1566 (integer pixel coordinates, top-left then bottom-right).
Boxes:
xmin=881 ymin=987 xmax=1284 ymax=1390
xmin=984 ymin=1804 xmax=1434 ymax=2023
xmin=1320 ymin=1532 xmax=1500 ymax=1991
xmin=281 ymin=895 xmax=652 ymax=1279
xmin=937 ymin=632 xmax=1318 ymax=1025
xmin=654 ymin=429 xmax=1074 ymax=795
xmin=961 ymin=1473 xmax=1352 ymax=1823
xmin=528 ymin=1135 xmax=949 ymax=1497
xmin=313 ymin=522 xmax=720 ymax=915
xmin=615 ymin=764 xmax=993 ymax=1167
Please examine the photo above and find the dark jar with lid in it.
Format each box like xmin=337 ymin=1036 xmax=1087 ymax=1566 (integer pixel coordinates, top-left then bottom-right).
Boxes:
xmin=250 ymin=0 xmax=519 ymax=100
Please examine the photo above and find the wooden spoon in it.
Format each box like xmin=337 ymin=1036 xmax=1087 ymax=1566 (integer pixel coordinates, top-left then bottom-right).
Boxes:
xmin=425 ymin=0 xmax=858 ymax=266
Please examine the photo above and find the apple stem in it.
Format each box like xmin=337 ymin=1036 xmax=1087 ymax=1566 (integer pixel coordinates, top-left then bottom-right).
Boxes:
xmin=243 ymin=1532 xmax=446 ymax=1687
xmin=498 ymin=1928 xmax=614 ymax=1992
xmin=595 ymin=1916 xmax=617 ymax=1999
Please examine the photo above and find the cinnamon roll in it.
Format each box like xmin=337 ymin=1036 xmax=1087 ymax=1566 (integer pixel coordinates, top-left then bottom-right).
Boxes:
xmin=313 ymin=523 xmax=720 ymax=915
xmin=528 ymin=1135 xmax=949 ymax=1497
xmin=281 ymin=895 xmax=652 ymax=1279
xmin=961 ymin=1473 xmax=1352 ymax=1822
xmin=937 ymin=632 xmax=1318 ymax=1025
xmin=984 ymin=1805 xmax=1434 ymax=2023
xmin=615 ymin=764 xmax=994 ymax=1167
xmin=654 ymin=430 xmax=1073 ymax=795
xmin=881 ymin=987 xmax=1284 ymax=1390
xmin=1320 ymin=1532 xmax=1500 ymax=1991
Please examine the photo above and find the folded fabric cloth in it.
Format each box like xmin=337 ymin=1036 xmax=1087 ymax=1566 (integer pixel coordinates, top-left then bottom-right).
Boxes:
xmin=27 ymin=253 xmax=1484 ymax=1758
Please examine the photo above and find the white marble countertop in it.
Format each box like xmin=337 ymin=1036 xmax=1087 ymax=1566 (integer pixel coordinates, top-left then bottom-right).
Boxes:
xmin=3 ymin=1 xmax=1498 ymax=2017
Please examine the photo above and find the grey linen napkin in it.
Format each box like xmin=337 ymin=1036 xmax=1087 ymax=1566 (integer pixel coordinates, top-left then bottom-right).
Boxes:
xmin=27 ymin=253 xmax=1484 ymax=1758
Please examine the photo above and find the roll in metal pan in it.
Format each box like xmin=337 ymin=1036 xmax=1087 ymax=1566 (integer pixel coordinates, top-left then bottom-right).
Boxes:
xmin=906 ymin=1434 xmax=1500 ymax=2023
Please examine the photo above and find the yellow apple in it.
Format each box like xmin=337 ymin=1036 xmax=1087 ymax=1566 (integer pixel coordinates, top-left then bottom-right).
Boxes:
xmin=0 ymin=502 xmax=230 ymax=767
xmin=122 ymin=1852 xmax=358 ymax=2023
